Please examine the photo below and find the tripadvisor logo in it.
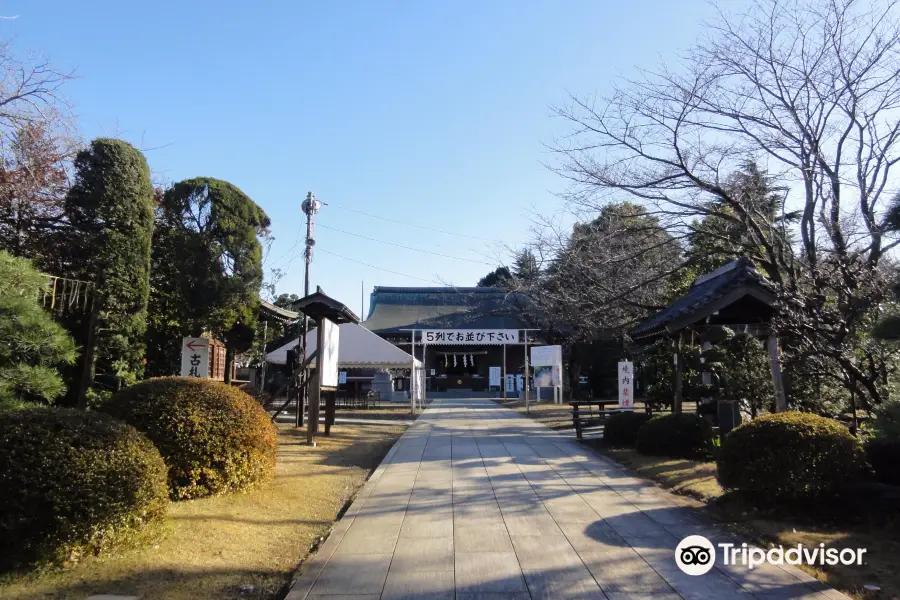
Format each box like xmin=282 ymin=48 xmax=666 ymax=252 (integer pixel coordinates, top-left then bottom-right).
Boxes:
xmin=675 ymin=535 xmax=868 ymax=576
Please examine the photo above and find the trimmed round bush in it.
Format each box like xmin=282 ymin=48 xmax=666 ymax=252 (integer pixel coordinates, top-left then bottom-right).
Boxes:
xmin=0 ymin=408 xmax=168 ymax=570
xmin=103 ymin=377 xmax=277 ymax=500
xmin=604 ymin=411 xmax=652 ymax=446
xmin=866 ymin=438 xmax=900 ymax=486
xmin=717 ymin=411 xmax=867 ymax=503
xmin=635 ymin=413 xmax=713 ymax=459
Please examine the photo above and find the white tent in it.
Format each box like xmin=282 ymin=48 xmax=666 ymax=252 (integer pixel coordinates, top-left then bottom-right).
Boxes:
xmin=266 ymin=323 xmax=421 ymax=369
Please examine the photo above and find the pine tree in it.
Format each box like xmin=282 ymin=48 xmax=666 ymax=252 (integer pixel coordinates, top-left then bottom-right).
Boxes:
xmin=0 ymin=251 xmax=76 ymax=407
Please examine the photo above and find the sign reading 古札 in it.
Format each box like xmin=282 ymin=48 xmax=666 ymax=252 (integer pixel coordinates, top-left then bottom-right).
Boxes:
xmin=180 ymin=337 xmax=209 ymax=379
xmin=422 ymin=329 xmax=518 ymax=345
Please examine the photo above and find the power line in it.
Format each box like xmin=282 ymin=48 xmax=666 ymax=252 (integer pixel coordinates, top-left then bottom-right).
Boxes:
xmin=266 ymin=227 xmax=304 ymax=268
xmin=318 ymin=223 xmax=494 ymax=265
xmin=318 ymin=248 xmax=447 ymax=285
xmin=321 ymin=200 xmax=519 ymax=244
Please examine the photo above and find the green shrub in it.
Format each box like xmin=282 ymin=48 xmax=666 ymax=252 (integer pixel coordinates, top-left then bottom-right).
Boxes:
xmin=0 ymin=408 xmax=168 ymax=570
xmin=635 ymin=413 xmax=713 ymax=458
xmin=866 ymin=438 xmax=900 ymax=486
xmin=604 ymin=411 xmax=652 ymax=446
xmin=717 ymin=411 xmax=868 ymax=503
xmin=103 ymin=377 xmax=278 ymax=500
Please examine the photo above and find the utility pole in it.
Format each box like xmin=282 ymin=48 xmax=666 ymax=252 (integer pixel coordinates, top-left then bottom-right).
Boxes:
xmin=296 ymin=192 xmax=321 ymax=428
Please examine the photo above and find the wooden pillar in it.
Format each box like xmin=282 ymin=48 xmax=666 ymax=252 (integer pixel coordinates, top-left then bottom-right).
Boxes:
xmin=502 ymin=343 xmax=507 ymax=401
xmin=768 ymin=333 xmax=787 ymax=412
xmin=307 ymin=317 xmax=323 ymax=444
xmin=673 ymin=333 xmax=683 ymax=415
xmin=324 ymin=391 xmax=336 ymax=436
xmin=306 ymin=370 xmax=319 ymax=444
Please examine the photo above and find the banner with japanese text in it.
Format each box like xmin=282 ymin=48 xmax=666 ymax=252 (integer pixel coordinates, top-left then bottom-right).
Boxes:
xmin=422 ymin=329 xmax=518 ymax=345
xmin=618 ymin=361 xmax=634 ymax=408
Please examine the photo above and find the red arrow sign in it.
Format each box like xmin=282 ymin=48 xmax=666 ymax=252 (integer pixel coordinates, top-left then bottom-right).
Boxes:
xmin=185 ymin=340 xmax=207 ymax=351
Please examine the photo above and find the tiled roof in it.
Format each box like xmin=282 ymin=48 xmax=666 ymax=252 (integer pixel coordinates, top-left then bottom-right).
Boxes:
xmin=631 ymin=258 xmax=776 ymax=340
xmin=362 ymin=286 xmax=528 ymax=334
xmin=259 ymin=300 xmax=299 ymax=323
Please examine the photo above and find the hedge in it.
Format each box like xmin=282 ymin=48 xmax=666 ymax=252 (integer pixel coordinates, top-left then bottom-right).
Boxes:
xmin=866 ymin=437 xmax=900 ymax=486
xmin=717 ymin=411 xmax=867 ymax=503
xmin=103 ymin=377 xmax=278 ymax=500
xmin=635 ymin=413 xmax=714 ymax=459
xmin=604 ymin=411 xmax=652 ymax=446
xmin=0 ymin=408 xmax=168 ymax=570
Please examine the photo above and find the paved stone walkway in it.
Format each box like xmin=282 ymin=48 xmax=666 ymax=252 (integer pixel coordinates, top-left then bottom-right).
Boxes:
xmin=286 ymin=398 xmax=850 ymax=600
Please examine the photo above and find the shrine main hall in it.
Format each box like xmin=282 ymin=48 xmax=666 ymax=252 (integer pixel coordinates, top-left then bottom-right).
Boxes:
xmin=360 ymin=286 xmax=535 ymax=395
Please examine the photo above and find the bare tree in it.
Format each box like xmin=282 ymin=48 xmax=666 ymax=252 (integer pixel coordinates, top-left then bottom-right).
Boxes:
xmin=0 ymin=38 xmax=76 ymax=270
xmin=551 ymin=0 xmax=900 ymax=408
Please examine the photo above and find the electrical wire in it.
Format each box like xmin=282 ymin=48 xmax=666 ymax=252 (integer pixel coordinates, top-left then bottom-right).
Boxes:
xmin=266 ymin=227 xmax=304 ymax=268
xmin=321 ymin=200 xmax=519 ymax=244
xmin=318 ymin=248 xmax=447 ymax=285
xmin=317 ymin=223 xmax=494 ymax=265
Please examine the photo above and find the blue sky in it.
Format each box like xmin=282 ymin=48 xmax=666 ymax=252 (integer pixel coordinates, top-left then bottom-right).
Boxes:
xmin=6 ymin=1 xmax=725 ymax=317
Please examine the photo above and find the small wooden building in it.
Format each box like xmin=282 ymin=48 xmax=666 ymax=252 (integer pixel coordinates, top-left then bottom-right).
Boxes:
xmin=631 ymin=258 xmax=785 ymax=412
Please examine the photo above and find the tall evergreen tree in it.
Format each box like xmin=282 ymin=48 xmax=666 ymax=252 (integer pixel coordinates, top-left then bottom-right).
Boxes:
xmin=147 ymin=177 xmax=270 ymax=381
xmin=65 ymin=138 xmax=155 ymax=383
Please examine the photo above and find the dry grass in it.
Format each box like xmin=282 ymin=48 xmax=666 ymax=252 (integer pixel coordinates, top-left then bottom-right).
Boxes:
xmin=598 ymin=445 xmax=723 ymax=502
xmin=0 ymin=422 xmax=407 ymax=600
xmin=497 ymin=399 xmax=575 ymax=430
xmin=587 ymin=443 xmax=900 ymax=600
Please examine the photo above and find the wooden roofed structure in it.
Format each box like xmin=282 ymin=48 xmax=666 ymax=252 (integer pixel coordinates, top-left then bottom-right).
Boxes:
xmin=631 ymin=258 xmax=786 ymax=413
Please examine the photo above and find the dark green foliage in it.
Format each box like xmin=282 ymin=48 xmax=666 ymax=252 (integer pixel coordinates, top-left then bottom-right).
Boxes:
xmin=872 ymin=314 xmax=900 ymax=341
xmin=477 ymin=266 xmax=511 ymax=288
xmin=866 ymin=438 xmax=900 ymax=486
xmin=0 ymin=251 xmax=76 ymax=407
xmin=103 ymin=377 xmax=278 ymax=500
xmin=65 ymin=138 xmax=154 ymax=382
xmin=0 ymin=408 xmax=168 ymax=570
xmin=273 ymin=293 xmax=300 ymax=309
xmin=686 ymin=163 xmax=791 ymax=277
xmin=145 ymin=178 xmax=270 ymax=379
xmin=635 ymin=413 xmax=714 ymax=459
xmin=603 ymin=411 xmax=651 ymax=446
xmin=717 ymin=412 xmax=868 ymax=503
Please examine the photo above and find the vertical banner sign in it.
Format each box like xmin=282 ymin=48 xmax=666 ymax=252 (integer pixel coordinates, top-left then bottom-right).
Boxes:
xmin=319 ymin=319 xmax=340 ymax=388
xmin=618 ymin=361 xmax=634 ymax=408
xmin=181 ymin=338 xmax=209 ymax=378
xmin=506 ymin=374 xmax=516 ymax=392
xmin=489 ymin=366 xmax=502 ymax=387
xmin=339 ymin=371 xmax=347 ymax=385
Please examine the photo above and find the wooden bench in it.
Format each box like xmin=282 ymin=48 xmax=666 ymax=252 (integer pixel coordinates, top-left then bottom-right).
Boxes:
xmin=570 ymin=401 xmax=662 ymax=440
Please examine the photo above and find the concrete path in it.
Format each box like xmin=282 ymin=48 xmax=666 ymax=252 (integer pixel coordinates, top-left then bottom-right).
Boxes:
xmin=286 ymin=398 xmax=850 ymax=600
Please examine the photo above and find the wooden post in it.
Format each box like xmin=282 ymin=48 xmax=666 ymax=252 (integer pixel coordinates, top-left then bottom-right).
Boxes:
xmin=307 ymin=317 xmax=324 ymax=443
xmin=573 ymin=403 xmax=582 ymax=440
xmin=306 ymin=370 xmax=319 ymax=445
xmin=409 ymin=329 xmax=416 ymax=415
xmin=502 ymin=343 xmax=507 ymax=401
xmin=768 ymin=333 xmax=787 ymax=412
xmin=673 ymin=334 xmax=683 ymax=415
xmin=324 ymin=391 xmax=336 ymax=436
xmin=524 ymin=331 xmax=530 ymax=413
xmin=259 ymin=320 xmax=268 ymax=393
